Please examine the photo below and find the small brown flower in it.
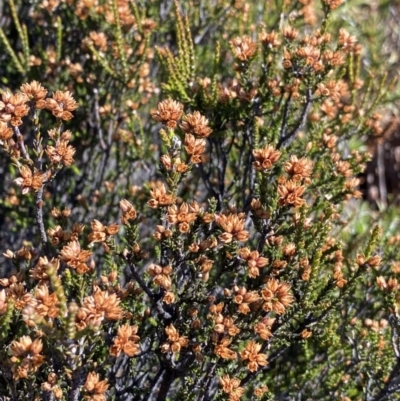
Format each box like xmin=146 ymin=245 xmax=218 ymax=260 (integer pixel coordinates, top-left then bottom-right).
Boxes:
xmin=119 ymin=199 xmax=137 ymax=224
xmin=110 ymin=323 xmax=140 ymax=357
xmin=84 ymin=372 xmax=109 ymax=401
xmin=0 ymin=289 xmax=8 ymax=314
xmin=161 ymin=324 xmax=189 ymax=354
xmin=214 ymin=337 xmax=237 ymax=360
xmin=148 ymin=264 xmax=173 ymax=290
xmin=239 ymin=248 xmax=269 ymax=278
xmin=151 ymin=99 xmax=183 ymax=129
xmin=180 ymin=111 xmax=213 ymax=138
xmin=284 ymin=155 xmax=313 ymax=183
xmin=88 ymin=220 xmax=119 ymax=244
xmin=253 ymin=144 xmax=281 ymax=171
xmin=9 ymin=336 xmax=45 ymax=379
xmin=46 ymin=139 xmax=76 ymax=166
xmin=14 ymin=166 xmax=48 ymax=195
xmin=20 ymin=81 xmax=47 ymax=109
xmin=148 ymin=182 xmax=176 ymax=208
xmin=230 ymin=35 xmax=258 ymax=61
xmin=261 ymin=278 xmax=293 ymax=314
xmin=259 ymin=30 xmax=280 ymax=48
xmin=59 ymin=241 xmax=92 ymax=274
xmin=277 ymin=178 xmax=306 ymax=208
xmin=219 ymin=375 xmax=245 ymax=401
xmin=34 ymin=285 xmax=60 ymax=319
xmin=76 ymin=287 xmax=124 ymax=330
xmin=254 ymin=317 xmax=275 ymax=341
xmin=322 ymin=0 xmax=344 ymax=10
xmin=282 ymin=26 xmax=299 ymax=41
xmin=184 ymin=133 xmax=206 ymax=163
xmin=0 ymin=121 xmax=13 ymax=140
xmin=240 ymin=340 xmax=268 ymax=372
xmin=215 ymin=213 xmax=249 ymax=243
xmin=254 ymin=385 xmax=269 ymax=398
xmin=0 ymin=91 xmax=29 ymax=126
xmin=45 ymin=91 xmax=78 ymax=120
xmin=6 ymin=283 xmax=34 ymax=310
xmin=167 ymin=202 xmax=199 ymax=232
xmin=163 ymin=291 xmax=175 ymax=304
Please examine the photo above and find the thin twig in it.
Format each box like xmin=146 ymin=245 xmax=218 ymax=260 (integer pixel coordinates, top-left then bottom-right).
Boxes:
xmin=36 ymin=185 xmax=48 ymax=250
xmin=13 ymin=126 xmax=30 ymax=160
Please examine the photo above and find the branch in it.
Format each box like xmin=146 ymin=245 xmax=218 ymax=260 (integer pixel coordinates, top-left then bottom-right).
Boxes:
xmin=277 ymin=88 xmax=313 ymax=149
xmin=36 ymin=185 xmax=49 ymax=250
xmin=13 ymin=126 xmax=31 ymax=161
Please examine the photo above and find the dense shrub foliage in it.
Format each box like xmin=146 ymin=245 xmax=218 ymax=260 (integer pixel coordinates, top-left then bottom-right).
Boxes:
xmin=0 ymin=0 xmax=400 ymax=400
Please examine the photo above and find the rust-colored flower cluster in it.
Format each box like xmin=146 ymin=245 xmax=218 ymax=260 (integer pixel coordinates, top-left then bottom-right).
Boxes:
xmin=231 ymin=286 xmax=260 ymax=315
xmin=45 ymin=90 xmax=78 ymax=120
xmin=76 ymin=287 xmax=124 ymax=330
xmin=240 ymin=340 xmax=268 ymax=372
xmin=180 ymin=111 xmax=213 ymax=138
xmin=151 ymin=99 xmax=183 ymax=129
xmin=261 ymin=278 xmax=293 ymax=314
xmin=84 ymin=372 xmax=109 ymax=401
xmin=253 ymin=144 xmax=281 ymax=171
xmin=0 ymin=91 xmax=29 ymax=126
xmin=160 ymin=324 xmax=189 ymax=353
xmin=148 ymin=182 xmax=176 ymax=208
xmin=119 ymin=199 xmax=137 ymax=224
xmin=88 ymin=219 xmax=119 ymax=244
xmin=59 ymin=240 xmax=93 ymax=274
xmin=110 ymin=323 xmax=140 ymax=357
xmin=277 ymin=178 xmax=306 ymax=208
xmin=230 ymin=35 xmax=258 ymax=61
xmin=215 ymin=213 xmax=249 ymax=243
xmin=167 ymin=201 xmax=200 ymax=233
xmin=9 ymin=336 xmax=45 ymax=379
xmin=239 ymin=248 xmax=269 ymax=278
xmin=148 ymin=264 xmax=173 ymax=289
xmin=219 ymin=375 xmax=245 ymax=401
xmin=46 ymin=130 xmax=76 ymax=167
xmin=284 ymin=155 xmax=313 ymax=183
xmin=14 ymin=166 xmax=49 ymax=195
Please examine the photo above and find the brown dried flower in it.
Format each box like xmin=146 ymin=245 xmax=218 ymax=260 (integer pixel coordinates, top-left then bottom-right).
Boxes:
xmin=20 ymin=81 xmax=47 ymax=109
xmin=59 ymin=241 xmax=92 ymax=274
xmin=284 ymin=155 xmax=313 ymax=183
xmin=0 ymin=91 xmax=29 ymax=126
xmin=45 ymin=91 xmax=78 ymax=120
xmin=240 ymin=340 xmax=268 ymax=372
xmin=184 ymin=133 xmax=206 ymax=163
xmin=9 ymin=336 xmax=45 ymax=379
xmin=119 ymin=199 xmax=137 ymax=224
xmin=322 ymin=0 xmax=344 ymax=10
xmin=161 ymin=324 xmax=189 ymax=354
xmin=84 ymin=372 xmax=109 ymax=401
xmin=261 ymin=278 xmax=293 ymax=314
xmin=253 ymin=144 xmax=281 ymax=171
xmin=14 ymin=166 xmax=48 ymax=195
xmin=230 ymin=35 xmax=258 ymax=61
xmin=77 ymin=287 xmax=124 ymax=330
xmin=46 ymin=139 xmax=76 ymax=166
xmin=219 ymin=375 xmax=245 ymax=401
xmin=214 ymin=337 xmax=237 ymax=360
xmin=180 ymin=111 xmax=213 ymax=138
xmin=148 ymin=182 xmax=176 ymax=208
xmin=215 ymin=213 xmax=249 ymax=243
xmin=110 ymin=323 xmax=140 ymax=357
xmin=151 ymin=99 xmax=183 ymax=129
xmin=277 ymin=179 xmax=306 ymax=208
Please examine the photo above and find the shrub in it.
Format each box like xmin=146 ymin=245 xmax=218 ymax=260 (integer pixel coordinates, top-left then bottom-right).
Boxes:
xmin=0 ymin=0 xmax=400 ymax=400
